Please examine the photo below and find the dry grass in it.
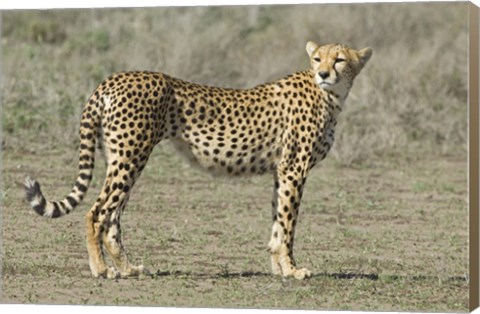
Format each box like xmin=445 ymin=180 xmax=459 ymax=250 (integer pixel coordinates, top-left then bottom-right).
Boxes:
xmin=1 ymin=2 xmax=468 ymax=165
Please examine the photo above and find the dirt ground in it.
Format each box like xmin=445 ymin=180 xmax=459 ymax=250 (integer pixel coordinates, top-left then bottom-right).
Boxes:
xmin=1 ymin=143 xmax=468 ymax=311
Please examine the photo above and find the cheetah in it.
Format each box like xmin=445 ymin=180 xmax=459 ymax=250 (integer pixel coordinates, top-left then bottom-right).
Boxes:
xmin=24 ymin=41 xmax=372 ymax=280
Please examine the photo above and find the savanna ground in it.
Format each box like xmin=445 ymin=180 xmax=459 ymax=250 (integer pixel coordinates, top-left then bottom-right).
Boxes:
xmin=0 ymin=3 xmax=470 ymax=312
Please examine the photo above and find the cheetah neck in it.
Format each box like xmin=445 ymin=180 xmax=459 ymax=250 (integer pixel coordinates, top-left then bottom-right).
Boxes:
xmin=323 ymin=90 xmax=344 ymax=120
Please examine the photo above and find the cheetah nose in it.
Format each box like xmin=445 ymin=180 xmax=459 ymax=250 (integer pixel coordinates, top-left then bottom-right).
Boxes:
xmin=319 ymin=71 xmax=329 ymax=79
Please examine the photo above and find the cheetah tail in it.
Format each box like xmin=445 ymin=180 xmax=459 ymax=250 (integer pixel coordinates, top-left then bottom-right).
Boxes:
xmin=23 ymin=174 xmax=92 ymax=218
xmin=24 ymin=96 xmax=101 ymax=218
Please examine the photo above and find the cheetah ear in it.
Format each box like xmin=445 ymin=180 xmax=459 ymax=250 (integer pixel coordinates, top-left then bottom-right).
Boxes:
xmin=306 ymin=41 xmax=319 ymax=57
xmin=357 ymin=47 xmax=373 ymax=68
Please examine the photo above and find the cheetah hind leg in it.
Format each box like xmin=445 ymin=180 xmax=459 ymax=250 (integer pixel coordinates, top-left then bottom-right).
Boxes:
xmin=87 ymin=162 xmax=151 ymax=279
xmin=84 ymin=173 xmax=123 ymax=279
xmin=102 ymin=168 xmax=151 ymax=278
xmin=85 ymin=207 xmax=119 ymax=279
xmin=101 ymin=199 xmax=151 ymax=279
xmin=103 ymin=228 xmax=150 ymax=279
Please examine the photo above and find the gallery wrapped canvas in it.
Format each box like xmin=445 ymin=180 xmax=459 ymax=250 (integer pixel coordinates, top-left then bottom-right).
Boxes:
xmin=1 ymin=1 xmax=478 ymax=312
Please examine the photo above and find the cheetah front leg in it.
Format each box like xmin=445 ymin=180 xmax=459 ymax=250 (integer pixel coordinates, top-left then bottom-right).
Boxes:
xmin=268 ymin=167 xmax=311 ymax=280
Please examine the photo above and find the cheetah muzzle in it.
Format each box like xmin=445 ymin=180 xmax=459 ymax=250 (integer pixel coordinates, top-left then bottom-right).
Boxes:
xmin=25 ymin=41 xmax=372 ymax=280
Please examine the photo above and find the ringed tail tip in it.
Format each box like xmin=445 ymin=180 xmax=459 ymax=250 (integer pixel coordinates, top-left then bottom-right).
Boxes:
xmin=24 ymin=176 xmax=48 ymax=217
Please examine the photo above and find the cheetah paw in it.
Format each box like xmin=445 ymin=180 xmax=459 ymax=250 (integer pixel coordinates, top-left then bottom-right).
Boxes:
xmin=120 ymin=264 xmax=151 ymax=278
xmin=292 ymin=267 xmax=312 ymax=280
xmin=106 ymin=267 xmax=121 ymax=279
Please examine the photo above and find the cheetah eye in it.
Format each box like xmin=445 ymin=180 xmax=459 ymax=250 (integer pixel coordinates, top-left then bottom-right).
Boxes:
xmin=313 ymin=57 xmax=321 ymax=63
xmin=335 ymin=58 xmax=346 ymax=63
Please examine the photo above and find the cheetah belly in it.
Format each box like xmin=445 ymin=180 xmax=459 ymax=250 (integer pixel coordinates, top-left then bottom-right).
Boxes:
xmin=170 ymin=131 xmax=284 ymax=176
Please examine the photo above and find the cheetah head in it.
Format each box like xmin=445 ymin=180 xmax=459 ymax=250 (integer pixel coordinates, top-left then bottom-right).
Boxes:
xmin=306 ymin=41 xmax=372 ymax=97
